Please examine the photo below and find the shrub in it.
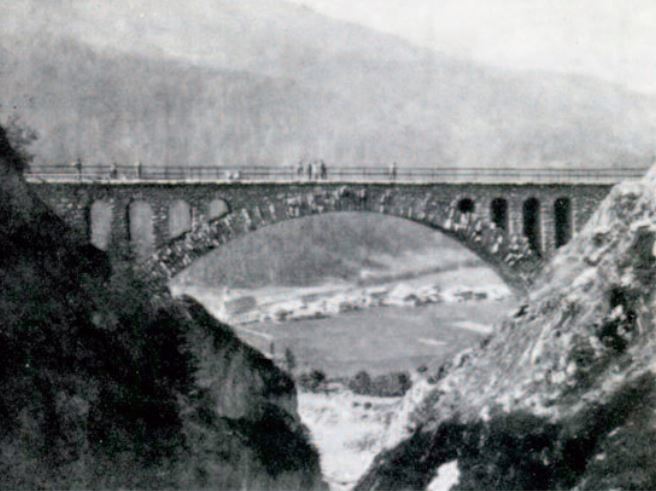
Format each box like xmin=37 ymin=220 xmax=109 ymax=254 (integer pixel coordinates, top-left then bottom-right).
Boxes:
xmin=348 ymin=370 xmax=372 ymax=394
xmin=3 ymin=115 xmax=37 ymax=170
xmin=297 ymin=369 xmax=327 ymax=392
xmin=348 ymin=370 xmax=412 ymax=397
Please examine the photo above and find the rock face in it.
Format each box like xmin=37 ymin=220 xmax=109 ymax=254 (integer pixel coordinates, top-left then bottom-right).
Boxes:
xmin=0 ymin=126 xmax=324 ymax=489
xmin=357 ymin=169 xmax=656 ymax=490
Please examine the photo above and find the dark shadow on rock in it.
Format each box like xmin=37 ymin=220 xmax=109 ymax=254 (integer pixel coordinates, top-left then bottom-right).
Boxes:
xmin=356 ymin=373 xmax=656 ymax=491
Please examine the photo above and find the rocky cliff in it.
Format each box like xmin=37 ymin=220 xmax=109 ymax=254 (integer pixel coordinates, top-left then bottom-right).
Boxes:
xmin=0 ymin=125 xmax=324 ymax=489
xmin=357 ymin=168 xmax=656 ymax=489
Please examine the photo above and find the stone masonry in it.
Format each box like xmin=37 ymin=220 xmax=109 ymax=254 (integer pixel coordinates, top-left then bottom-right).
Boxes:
xmin=29 ymin=182 xmax=611 ymax=293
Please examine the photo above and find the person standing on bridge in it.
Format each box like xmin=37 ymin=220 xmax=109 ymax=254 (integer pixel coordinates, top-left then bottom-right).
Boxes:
xmin=134 ymin=160 xmax=143 ymax=180
xmin=297 ymin=159 xmax=305 ymax=180
xmin=320 ymin=160 xmax=327 ymax=180
xmin=109 ymin=161 xmax=118 ymax=180
xmin=307 ymin=160 xmax=313 ymax=180
xmin=389 ymin=162 xmax=397 ymax=181
xmin=71 ymin=158 xmax=83 ymax=181
xmin=314 ymin=160 xmax=321 ymax=180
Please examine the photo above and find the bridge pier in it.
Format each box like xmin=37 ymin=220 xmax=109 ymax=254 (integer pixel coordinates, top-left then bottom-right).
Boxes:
xmin=507 ymin=196 xmax=524 ymax=240
xmin=540 ymin=198 xmax=555 ymax=257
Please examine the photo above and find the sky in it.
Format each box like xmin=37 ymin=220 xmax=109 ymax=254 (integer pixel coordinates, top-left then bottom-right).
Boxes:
xmin=288 ymin=0 xmax=656 ymax=94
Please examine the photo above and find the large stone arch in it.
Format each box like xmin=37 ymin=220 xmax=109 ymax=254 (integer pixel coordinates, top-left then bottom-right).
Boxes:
xmin=143 ymin=185 xmax=543 ymax=293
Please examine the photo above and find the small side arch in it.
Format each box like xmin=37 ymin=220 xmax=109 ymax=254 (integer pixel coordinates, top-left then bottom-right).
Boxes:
xmin=88 ymin=200 xmax=113 ymax=251
xmin=490 ymin=198 xmax=508 ymax=231
xmin=554 ymin=197 xmax=572 ymax=248
xmin=207 ymin=199 xmax=230 ymax=220
xmin=457 ymin=197 xmax=476 ymax=214
xmin=169 ymin=199 xmax=193 ymax=239
xmin=523 ymin=197 xmax=542 ymax=257
xmin=128 ymin=201 xmax=155 ymax=260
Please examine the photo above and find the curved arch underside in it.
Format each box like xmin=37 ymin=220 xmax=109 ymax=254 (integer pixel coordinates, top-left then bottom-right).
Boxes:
xmin=143 ymin=186 xmax=543 ymax=293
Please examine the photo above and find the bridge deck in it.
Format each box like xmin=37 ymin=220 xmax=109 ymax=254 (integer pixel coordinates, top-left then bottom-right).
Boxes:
xmin=25 ymin=165 xmax=647 ymax=185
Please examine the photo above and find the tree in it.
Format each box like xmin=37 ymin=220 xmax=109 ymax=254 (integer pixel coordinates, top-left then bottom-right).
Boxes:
xmin=348 ymin=370 xmax=372 ymax=395
xmin=298 ymin=369 xmax=326 ymax=392
xmin=309 ymin=369 xmax=326 ymax=390
xmin=3 ymin=115 xmax=38 ymax=171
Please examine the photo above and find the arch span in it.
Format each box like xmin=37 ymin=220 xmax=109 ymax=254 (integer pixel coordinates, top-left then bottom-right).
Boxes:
xmin=88 ymin=200 xmax=113 ymax=251
xmin=143 ymin=186 xmax=543 ymax=293
xmin=523 ymin=197 xmax=542 ymax=257
xmin=490 ymin=198 xmax=508 ymax=231
xmin=128 ymin=200 xmax=155 ymax=260
xmin=554 ymin=197 xmax=572 ymax=248
xmin=168 ymin=199 xmax=193 ymax=239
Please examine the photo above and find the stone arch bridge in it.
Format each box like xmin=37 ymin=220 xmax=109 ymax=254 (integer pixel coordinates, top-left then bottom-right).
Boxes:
xmin=28 ymin=177 xmax=616 ymax=293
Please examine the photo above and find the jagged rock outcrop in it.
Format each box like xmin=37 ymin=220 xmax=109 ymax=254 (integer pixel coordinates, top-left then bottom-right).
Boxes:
xmin=0 ymin=126 xmax=325 ymax=489
xmin=357 ymin=168 xmax=656 ymax=490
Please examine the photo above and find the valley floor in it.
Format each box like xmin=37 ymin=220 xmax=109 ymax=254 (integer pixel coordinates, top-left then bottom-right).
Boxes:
xmin=175 ymin=265 xmax=516 ymax=376
xmin=176 ymin=264 xmax=517 ymax=488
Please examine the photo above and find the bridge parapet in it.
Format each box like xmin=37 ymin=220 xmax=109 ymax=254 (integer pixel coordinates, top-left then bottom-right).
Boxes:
xmin=26 ymin=165 xmax=646 ymax=185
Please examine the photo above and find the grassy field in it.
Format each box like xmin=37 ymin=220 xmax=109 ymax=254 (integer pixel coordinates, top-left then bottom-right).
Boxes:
xmin=240 ymin=298 xmax=516 ymax=378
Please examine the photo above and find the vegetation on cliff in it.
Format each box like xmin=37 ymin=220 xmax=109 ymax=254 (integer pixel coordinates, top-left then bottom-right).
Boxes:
xmin=0 ymin=125 xmax=324 ymax=489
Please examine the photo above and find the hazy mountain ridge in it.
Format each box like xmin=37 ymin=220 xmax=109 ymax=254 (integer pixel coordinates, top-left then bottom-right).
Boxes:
xmin=1 ymin=35 xmax=349 ymax=166
xmin=3 ymin=0 xmax=656 ymax=167
xmin=2 ymin=0 xmax=428 ymax=77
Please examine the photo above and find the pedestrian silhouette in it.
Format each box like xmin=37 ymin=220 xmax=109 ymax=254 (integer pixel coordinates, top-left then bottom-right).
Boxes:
xmin=109 ymin=161 xmax=118 ymax=179
xmin=71 ymin=158 xmax=83 ymax=180
xmin=134 ymin=160 xmax=142 ymax=180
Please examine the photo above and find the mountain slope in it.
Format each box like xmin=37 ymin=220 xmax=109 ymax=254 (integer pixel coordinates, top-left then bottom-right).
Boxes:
xmin=2 ymin=0 xmax=656 ymax=168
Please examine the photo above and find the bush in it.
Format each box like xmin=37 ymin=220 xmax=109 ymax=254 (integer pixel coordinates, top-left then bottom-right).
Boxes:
xmin=3 ymin=115 xmax=37 ymax=170
xmin=297 ymin=369 xmax=327 ymax=392
xmin=348 ymin=370 xmax=412 ymax=397
xmin=348 ymin=370 xmax=372 ymax=394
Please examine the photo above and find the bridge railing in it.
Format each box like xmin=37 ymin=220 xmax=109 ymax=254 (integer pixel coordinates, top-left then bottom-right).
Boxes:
xmin=24 ymin=164 xmax=648 ymax=184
